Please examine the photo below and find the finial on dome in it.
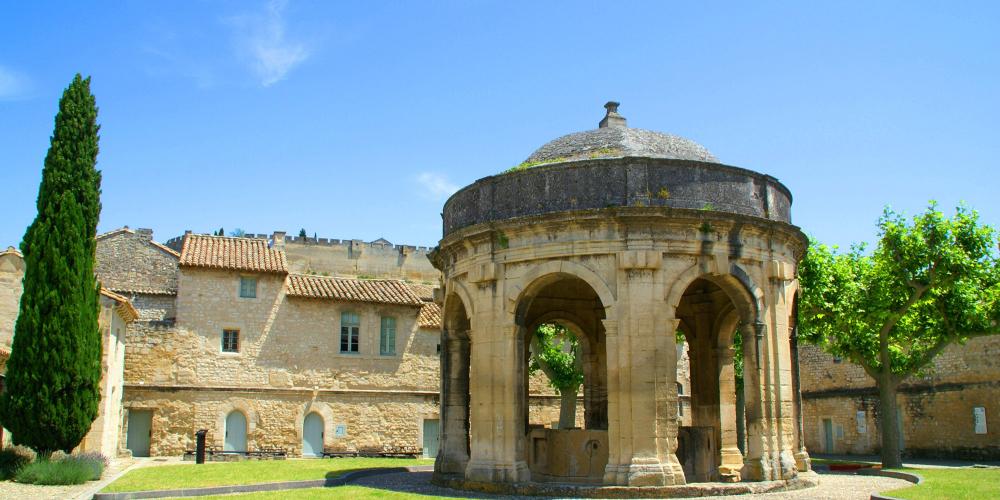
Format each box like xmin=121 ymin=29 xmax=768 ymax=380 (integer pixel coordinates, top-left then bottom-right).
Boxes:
xmin=599 ymin=101 xmax=627 ymax=129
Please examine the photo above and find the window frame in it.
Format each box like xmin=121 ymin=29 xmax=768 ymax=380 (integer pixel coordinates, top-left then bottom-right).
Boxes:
xmin=239 ymin=276 xmax=257 ymax=299
xmin=222 ymin=329 xmax=240 ymax=353
xmin=340 ymin=311 xmax=360 ymax=354
xmin=379 ymin=316 xmax=397 ymax=356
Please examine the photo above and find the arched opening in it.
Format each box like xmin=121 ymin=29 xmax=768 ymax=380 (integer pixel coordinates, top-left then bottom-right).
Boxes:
xmin=515 ymin=273 xmax=608 ymax=483
xmin=673 ymin=276 xmax=754 ymax=483
xmin=224 ymin=410 xmax=248 ymax=453
xmin=433 ymin=291 xmax=472 ymax=477
xmin=302 ymin=412 xmax=324 ymax=457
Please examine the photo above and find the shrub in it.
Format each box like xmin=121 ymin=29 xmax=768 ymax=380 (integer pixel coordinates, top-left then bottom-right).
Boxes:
xmin=65 ymin=452 xmax=107 ymax=479
xmin=0 ymin=445 xmax=37 ymax=479
xmin=16 ymin=459 xmax=93 ymax=485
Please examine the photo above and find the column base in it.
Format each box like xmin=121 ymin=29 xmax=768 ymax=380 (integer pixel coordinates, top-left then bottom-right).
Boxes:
xmin=465 ymin=459 xmax=530 ymax=483
xmin=718 ymin=447 xmax=744 ymax=482
xmin=604 ymin=457 xmax=685 ymax=486
xmin=794 ymin=449 xmax=812 ymax=472
xmin=742 ymin=455 xmax=775 ymax=481
xmin=434 ymin=454 xmax=469 ymax=476
xmin=777 ymin=450 xmax=798 ymax=479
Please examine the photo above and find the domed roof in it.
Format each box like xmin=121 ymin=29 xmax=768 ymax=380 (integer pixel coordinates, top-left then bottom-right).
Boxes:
xmin=524 ymin=102 xmax=717 ymax=164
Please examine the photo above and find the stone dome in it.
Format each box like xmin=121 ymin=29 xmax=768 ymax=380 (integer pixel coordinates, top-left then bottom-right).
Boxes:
xmin=524 ymin=102 xmax=718 ymax=164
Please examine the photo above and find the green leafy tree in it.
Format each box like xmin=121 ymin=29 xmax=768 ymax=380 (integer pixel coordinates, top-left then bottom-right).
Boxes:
xmin=799 ymin=203 xmax=1000 ymax=468
xmin=229 ymin=228 xmax=245 ymax=237
xmin=216 ymin=227 xmax=225 ymax=236
xmin=0 ymin=74 xmax=103 ymax=454
xmin=298 ymin=228 xmax=307 ymax=238
xmin=528 ymin=323 xmax=583 ymax=428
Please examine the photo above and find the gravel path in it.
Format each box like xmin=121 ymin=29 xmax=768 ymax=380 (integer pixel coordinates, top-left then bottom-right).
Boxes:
xmin=0 ymin=456 xmax=136 ymax=500
xmin=352 ymin=470 xmax=911 ymax=499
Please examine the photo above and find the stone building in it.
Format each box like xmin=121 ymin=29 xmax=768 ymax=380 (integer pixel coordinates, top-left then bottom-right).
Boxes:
xmin=100 ymin=231 xmax=444 ymax=457
xmin=432 ymin=102 xmax=811 ymax=489
xmin=0 ymin=245 xmax=138 ymax=455
xmin=800 ymin=339 xmax=1000 ymax=460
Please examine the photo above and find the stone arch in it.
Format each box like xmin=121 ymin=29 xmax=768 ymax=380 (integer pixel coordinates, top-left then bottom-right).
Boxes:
xmin=215 ymin=399 xmax=258 ymax=449
xmin=527 ymin=310 xmax=595 ymax=354
xmin=445 ymin=278 xmax=475 ymax=320
xmin=508 ymin=260 xmax=617 ymax=324
xmin=665 ymin=262 xmax=760 ymax=323
xmin=294 ymin=401 xmax=336 ymax=450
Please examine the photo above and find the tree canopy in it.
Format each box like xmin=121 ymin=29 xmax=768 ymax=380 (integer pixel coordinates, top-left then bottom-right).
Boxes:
xmin=0 ymin=74 xmax=104 ymax=454
xmin=798 ymin=203 xmax=1000 ymax=467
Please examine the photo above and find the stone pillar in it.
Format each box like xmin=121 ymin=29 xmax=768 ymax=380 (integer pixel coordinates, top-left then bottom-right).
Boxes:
xmin=741 ymin=320 xmax=775 ymax=481
xmin=464 ymin=319 xmax=530 ymax=483
xmin=434 ymin=330 xmax=470 ymax=477
xmin=790 ymin=324 xmax=812 ymax=472
xmin=603 ymin=253 xmax=684 ymax=486
xmin=716 ymin=345 xmax=744 ymax=482
xmin=765 ymin=278 xmax=799 ymax=480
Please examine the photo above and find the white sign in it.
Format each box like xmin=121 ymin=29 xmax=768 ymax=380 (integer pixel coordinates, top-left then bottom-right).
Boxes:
xmin=856 ymin=411 xmax=867 ymax=434
xmin=974 ymin=407 xmax=987 ymax=435
xmin=335 ymin=424 xmax=347 ymax=437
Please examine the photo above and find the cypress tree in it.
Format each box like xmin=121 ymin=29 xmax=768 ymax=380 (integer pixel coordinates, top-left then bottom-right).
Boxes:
xmin=0 ymin=74 xmax=103 ymax=454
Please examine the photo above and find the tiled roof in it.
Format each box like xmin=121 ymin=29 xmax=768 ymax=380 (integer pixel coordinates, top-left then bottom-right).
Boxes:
xmin=287 ymin=274 xmax=423 ymax=306
xmin=179 ymin=234 xmax=287 ymax=274
xmin=407 ymin=283 xmax=436 ymax=302
xmin=100 ymin=288 xmax=139 ymax=322
xmin=418 ymin=302 xmax=441 ymax=329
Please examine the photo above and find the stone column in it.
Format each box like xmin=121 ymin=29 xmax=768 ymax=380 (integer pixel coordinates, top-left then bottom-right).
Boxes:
xmin=604 ymin=251 xmax=684 ymax=486
xmin=765 ymin=277 xmax=799 ymax=480
xmin=741 ymin=320 xmax=775 ymax=481
xmin=434 ymin=330 xmax=471 ymax=478
xmin=790 ymin=324 xmax=812 ymax=472
xmin=716 ymin=345 xmax=744 ymax=482
xmin=464 ymin=319 xmax=530 ymax=483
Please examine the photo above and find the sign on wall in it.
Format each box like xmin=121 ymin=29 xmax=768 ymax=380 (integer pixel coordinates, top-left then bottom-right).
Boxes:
xmin=335 ymin=424 xmax=347 ymax=437
xmin=974 ymin=407 xmax=987 ymax=435
xmin=856 ymin=410 xmax=867 ymax=434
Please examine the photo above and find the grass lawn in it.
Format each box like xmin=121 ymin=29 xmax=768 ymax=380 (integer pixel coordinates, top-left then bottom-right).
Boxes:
xmin=103 ymin=458 xmax=434 ymax=493
xmin=882 ymin=468 xmax=1000 ymax=500
xmin=183 ymin=486 xmax=451 ymax=499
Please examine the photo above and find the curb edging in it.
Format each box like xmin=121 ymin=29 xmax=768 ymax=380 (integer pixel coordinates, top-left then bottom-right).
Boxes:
xmin=857 ymin=469 xmax=923 ymax=500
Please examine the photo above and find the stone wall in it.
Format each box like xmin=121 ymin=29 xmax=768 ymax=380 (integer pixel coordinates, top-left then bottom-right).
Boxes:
xmin=123 ymin=388 xmax=439 ymax=456
xmin=0 ymin=249 xmax=24 ymax=354
xmin=283 ymin=240 xmax=438 ymax=282
xmin=96 ymin=229 xmax=178 ymax=294
xmin=800 ymin=338 xmax=1000 ymax=459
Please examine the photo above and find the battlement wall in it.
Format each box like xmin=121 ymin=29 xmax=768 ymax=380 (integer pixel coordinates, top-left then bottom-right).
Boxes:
xmin=165 ymin=231 xmax=439 ymax=282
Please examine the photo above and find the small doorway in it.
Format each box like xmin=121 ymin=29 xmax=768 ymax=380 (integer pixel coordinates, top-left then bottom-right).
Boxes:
xmin=822 ymin=418 xmax=834 ymax=453
xmin=303 ymin=413 xmax=324 ymax=457
xmin=126 ymin=410 xmax=153 ymax=457
xmin=225 ymin=411 xmax=247 ymax=452
xmin=423 ymin=419 xmax=440 ymax=458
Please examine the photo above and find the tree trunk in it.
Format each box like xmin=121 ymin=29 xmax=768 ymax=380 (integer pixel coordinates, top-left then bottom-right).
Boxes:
xmin=558 ymin=385 xmax=579 ymax=429
xmin=878 ymin=376 xmax=903 ymax=469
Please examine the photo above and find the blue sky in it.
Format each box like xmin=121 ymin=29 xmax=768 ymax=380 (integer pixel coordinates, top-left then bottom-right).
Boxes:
xmin=1 ymin=1 xmax=998 ymax=249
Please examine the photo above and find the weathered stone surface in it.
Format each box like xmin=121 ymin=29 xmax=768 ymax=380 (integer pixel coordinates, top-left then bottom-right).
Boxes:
xmin=442 ymin=158 xmax=794 ymax=236
xmin=800 ymin=338 xmax=1000 ymax=460
xmin=0 ymin=248 xmax=24 ymax=356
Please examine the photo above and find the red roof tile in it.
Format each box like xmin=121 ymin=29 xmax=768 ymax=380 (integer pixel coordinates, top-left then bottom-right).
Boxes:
xmin=287 ymin=274 xmax=423 ymax=306
xmin=179 ymin=234 xmax=287 ymax=274
xmin=417 ymin=302 xmax=441 ymax=329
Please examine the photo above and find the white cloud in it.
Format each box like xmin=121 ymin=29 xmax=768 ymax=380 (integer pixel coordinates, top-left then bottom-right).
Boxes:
xmin=0 ymin=65 xmax=30 ymax=100
xmin=416 ymin=172 xmax=459 ymax=201
xmin=229 ymin=0 xmax=309 ymax=87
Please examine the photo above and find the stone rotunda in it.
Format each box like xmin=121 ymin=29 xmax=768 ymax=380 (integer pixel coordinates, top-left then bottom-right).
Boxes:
xmin=431 ymin=102 xmax=812 ymax=491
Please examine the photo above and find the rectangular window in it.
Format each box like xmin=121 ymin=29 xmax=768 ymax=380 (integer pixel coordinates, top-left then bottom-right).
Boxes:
xmin=222 ymin=329 xmax=239 ymax=353
xmin=239 ymin=277 xmax=257 ymax=298
xmin=340 ymin=312 xmax=360 ymax=354
xmin=380 ymin=316 xmax=396 ymax=356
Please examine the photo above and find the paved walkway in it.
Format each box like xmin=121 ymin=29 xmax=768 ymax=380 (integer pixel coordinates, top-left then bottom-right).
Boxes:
xmin=351 ymin=470 xmax=912 ymax=499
